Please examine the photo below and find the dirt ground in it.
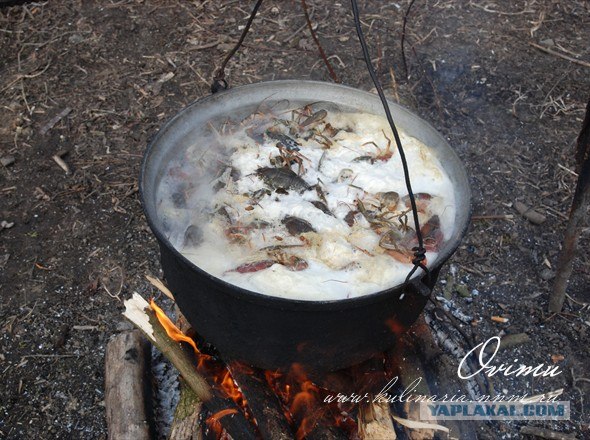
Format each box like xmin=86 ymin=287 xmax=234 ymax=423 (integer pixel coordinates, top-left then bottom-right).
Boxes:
xmin=0 ymin=1 xmax=589 ymax=439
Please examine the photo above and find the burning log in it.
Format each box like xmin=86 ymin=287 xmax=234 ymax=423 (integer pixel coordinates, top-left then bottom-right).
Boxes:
xmin=105 ymin=329 xmax=153 ymax=440
xmin=168 ymin=379 xmax=201 ymax=440
xmin=123 ymin=293 xmax=258 ymax=440
xmin=227 ymin=361 xmax=295 ymax=440
xmin=168 ymin=307 xmax=203 ymax=440
xmin=263 ymin=365 xmax=351 ymax=440
xmin=172 ymin=305 xmax=294 ymax=440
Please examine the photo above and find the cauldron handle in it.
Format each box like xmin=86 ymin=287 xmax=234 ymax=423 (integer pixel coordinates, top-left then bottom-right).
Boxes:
xmin=406 ymin=278 xmax=431 ymax=298
xmin=406 ymin=266 xmax=441 ymax=298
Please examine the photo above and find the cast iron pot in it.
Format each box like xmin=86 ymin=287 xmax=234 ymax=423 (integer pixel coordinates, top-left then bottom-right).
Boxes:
xmin=140 ymin=80 xmax=471 ymax=372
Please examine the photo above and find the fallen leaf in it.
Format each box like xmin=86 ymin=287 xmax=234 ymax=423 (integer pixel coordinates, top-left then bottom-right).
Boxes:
xmin=491 ymin=315 xmax=509 ymax=323
xmin=551 ymin=354 xmax=564 ymax=363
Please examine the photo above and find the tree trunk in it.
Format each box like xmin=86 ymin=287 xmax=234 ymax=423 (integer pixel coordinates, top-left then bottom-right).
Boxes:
xmin=550 ymin=97 xmax=590 ymax=313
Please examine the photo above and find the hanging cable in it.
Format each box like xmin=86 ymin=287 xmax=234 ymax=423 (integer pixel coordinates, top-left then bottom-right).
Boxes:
xmin=211 ymin=0 xmax=264 ymax=93
xmin=350 ymin=0 xmax=429 ymax=285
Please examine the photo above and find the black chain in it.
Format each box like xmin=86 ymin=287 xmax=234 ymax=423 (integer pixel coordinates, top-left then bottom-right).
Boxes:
xmin=211 ymin=0 xmax=264 ymax=93
xmin=350 ymin=0 xmax=430 ymax=285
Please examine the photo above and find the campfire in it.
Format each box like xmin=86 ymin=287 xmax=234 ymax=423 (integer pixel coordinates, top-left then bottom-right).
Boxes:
xmin=105 ymin=288 xmax=475 ymax=440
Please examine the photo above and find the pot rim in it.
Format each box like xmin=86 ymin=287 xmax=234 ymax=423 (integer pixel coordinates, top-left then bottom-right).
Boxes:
xmin=139 ymin=79 xmax=471 ymax=310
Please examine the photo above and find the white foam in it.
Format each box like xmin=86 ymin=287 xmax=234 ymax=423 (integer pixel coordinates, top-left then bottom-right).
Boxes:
xmin=155 ymin=111 xmax=456 ymax=300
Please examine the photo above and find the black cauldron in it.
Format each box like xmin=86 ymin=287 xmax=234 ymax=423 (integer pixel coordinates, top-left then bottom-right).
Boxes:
xmin=140 ymin=80 xmax=471 ymax=372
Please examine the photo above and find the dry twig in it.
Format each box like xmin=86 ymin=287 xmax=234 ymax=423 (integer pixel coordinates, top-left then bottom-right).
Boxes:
xmin=530 ymin=42 xmax=590 ymax=69
xmin=301 ymin=0 xmax=340 ymax=83
xmin=145 ymin=274 xmax=175 ymax=301
xmin=400 ymin=0 xmax=416 ymax=80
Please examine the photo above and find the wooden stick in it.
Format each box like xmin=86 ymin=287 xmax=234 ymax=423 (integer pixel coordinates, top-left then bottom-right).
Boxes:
xmin=52 ymin=153 xmax=71 ymax=175
xmin=550 ymin=97 xmax=590 ymax=312
xmin=386 ymin=332 xmax=435 ymax=440
xmin=401 ymin=0 xmax=417 ymax=80
xmin=169 ymin=309 xmax=202 ymax=440
xmin=513 ymin=201 xmax=546 ymax=225
xmin=301 ymin=0 xmax=340 ymax=83
xmin=397 ymin=317 xmax=481 ymax=440
xmin=529 ymin=42 xmax=590 ymax=69
xmin=145 ymin=275 xmax=175 ymax=301
xmin=471 ymin=214 xmax=514 ymax=221
xmin=484 ymin=332 xmax=530 ymax=353
xmin=123 ymin=294 xmax=257 ymax=440
xmin=171 ymin=308 xmax=293 ymax=439
xmin=105 ymin=330 xmax=153 ymax=440
xmin=39 ymin=107 xmax=72 ymax=135
xmin=358 ymin=399 xmax=397 ymax=439
xmin=168 ymin=378 xmax=202 ymax=440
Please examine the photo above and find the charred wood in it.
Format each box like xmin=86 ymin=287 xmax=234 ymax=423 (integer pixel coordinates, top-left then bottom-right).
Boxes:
xmin=407 ymin=317 xmax=480 ymax=440
xmin=227 ymin=361 xmax=294 ymax=440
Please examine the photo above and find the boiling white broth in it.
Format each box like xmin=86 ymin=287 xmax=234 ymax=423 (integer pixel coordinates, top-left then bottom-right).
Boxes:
xmin=155 ymin=109 xmax=456 ymax=300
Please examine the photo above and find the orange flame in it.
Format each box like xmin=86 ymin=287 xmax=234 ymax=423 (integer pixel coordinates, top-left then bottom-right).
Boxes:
xmin=385 ymin=317 xmax=405 ymax=336
xmin=219 ymin=370 xmax=249 ymax=411
xmin=208 ymin=408 xmax=238 ymax=423
xmin=149 ymin=299 xmax=359 ymax=438
xmin=264 ymin=364 xmax=327 ymax=439
xmin=150 ymin=299 xmax=252 ymax=425
xmin=291 ymin=373 xmax=322 ymax=440
xmin=149 ymin=298 xmax=200 ymax=356
xmin=206 ymin=408 xmax=238 ymax=438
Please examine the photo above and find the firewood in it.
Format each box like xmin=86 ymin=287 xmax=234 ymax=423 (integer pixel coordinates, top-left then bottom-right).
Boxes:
xmin=123 ymin=293 xmax=257 ymax=440
xmin=484 ymin=332 xmax=530 ymax=353
xmin=391 ymin=317 xmax=481 ymax=440
xmin=170 ymin=306 xmax=293 ymax=440
xmin=169 ymin=307 xmax=203 ymax=440
xmin=227 ymin=361 xmax=295 ymax=440
xmin=358 ymin=399 xmax=397 ymax=439
xmin=105 ymin=329 xmax=153 ymax=440
xmin=169 ymin=378 xmax=202 ymax=440
xmin=387 ymin=332 xmax=434 ymax=440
